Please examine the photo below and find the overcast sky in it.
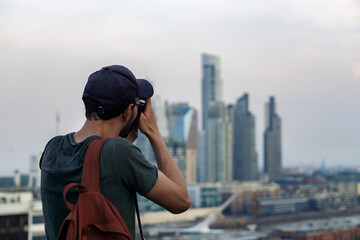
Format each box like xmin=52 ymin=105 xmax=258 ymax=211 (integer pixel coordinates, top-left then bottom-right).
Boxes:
xmin=0 ymin=0 xmax=359 ymax=176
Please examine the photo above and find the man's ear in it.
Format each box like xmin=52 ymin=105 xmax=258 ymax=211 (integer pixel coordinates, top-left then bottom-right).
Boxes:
xmin=121 ymin=104 xmax=134 ymax=122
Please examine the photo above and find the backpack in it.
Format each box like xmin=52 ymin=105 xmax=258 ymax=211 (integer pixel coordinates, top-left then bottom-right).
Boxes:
xmin=57 ymin=138 xmax=132 ymax=240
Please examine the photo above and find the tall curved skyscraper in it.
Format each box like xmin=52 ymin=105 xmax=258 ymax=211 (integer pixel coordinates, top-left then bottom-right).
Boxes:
xmin=233 ymin=94 xmax=258 ymax=181
xmin=199 ymin=53 xmax=223 ymax=183
xmin=201 ymin=53 xmax=223 ymax=131
xmin=264 ymin=96 xmax=282 ymax=180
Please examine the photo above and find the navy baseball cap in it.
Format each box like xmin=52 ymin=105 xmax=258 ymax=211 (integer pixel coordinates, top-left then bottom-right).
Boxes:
xmin=82 ymin=65 xmax=154 ymax=117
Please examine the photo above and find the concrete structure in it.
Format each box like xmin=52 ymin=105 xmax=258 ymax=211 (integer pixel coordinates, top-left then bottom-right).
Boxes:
xmin=233 ymin=94 xmax=258 ymax=181
xmin=14 ymin=170 xmax=21 ymax=188
xmin=264 ymin=96 xmax=282 ymax=181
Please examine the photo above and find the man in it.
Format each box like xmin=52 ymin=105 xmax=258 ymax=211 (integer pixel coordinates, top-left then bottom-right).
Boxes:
xmin=40 ymin=65 xmax=191 ymax=240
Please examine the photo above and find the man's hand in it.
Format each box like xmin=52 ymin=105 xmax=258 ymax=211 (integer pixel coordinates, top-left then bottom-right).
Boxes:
xmin=138 ymin=98 xmax=159 ymax=137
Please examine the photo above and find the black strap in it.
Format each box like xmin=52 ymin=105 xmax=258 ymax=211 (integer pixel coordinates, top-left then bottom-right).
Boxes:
xmin=39 ymin=152 xmax=44 ymax=169
xmin=135 ymin=195 xmax=145 ymax=240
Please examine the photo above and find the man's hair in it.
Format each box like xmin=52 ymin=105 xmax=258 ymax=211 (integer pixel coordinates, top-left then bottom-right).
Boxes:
xmin=83 ymin=98 xmax=133 ymax=121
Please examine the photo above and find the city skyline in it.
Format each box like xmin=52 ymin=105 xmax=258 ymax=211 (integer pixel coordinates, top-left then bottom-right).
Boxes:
xmin=0 ymin=0 xmax=359 ymax=175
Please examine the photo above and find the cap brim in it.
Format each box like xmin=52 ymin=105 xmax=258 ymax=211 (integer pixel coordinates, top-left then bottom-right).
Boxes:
xmin=137 ymin=79 xmax=154 ymax=99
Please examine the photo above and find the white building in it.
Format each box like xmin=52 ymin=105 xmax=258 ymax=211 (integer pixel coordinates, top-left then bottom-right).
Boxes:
xmin=0 ymin=189 xmax=45 ymax=240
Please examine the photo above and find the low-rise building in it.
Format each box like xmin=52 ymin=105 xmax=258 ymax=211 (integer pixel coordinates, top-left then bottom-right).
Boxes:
xmin=309 ymin=192 xmax=354 ymax=211
xmin=329 ymin=179 xmax=359 ymax=198
xmin=188 ymin=183 xmax=221 ymax=208
xmin=0 ymin=188 xmax=44 ymax=240
xmin=269 ymin=216 xmax=360 ymax=240
xmin=251 ymin=196 xmax=309 ymax=216
xmin=218 ymin=181 xmax=281 ymax=215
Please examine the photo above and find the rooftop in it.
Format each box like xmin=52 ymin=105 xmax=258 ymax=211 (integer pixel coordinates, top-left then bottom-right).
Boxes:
xmin=273 ymin=215 xmax=360 ymax=234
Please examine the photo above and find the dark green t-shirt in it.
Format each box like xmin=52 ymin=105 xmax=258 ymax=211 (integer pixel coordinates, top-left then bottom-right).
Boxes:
xmin=40 ymin=133 xmax=158 ymax=240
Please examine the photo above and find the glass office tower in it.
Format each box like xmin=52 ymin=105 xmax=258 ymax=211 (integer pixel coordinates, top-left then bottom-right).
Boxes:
xmin=264 ymin=96 xmax=282 ymax=181
xmin=233 ymin=94 xmax=258 ymax=181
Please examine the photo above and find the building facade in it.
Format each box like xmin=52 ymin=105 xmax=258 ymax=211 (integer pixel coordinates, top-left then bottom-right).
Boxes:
xmin=207 ymin=102 xmax=233 ymax=182
xmin=224 ymin=104 xmax=234 ymax=183
xmin=197 ymin=130 xmax=207 ymax=183
xmin=200 ymin=53 xmax=223 ymax=184
xmin=0 ymin=189 xmax=45 ymax=240
xmin=269 ymin=216 xmax=360 ymax=240
xmin=166 ymin=103 xmax=198 ymax=183
xmin=187 ymin=183 xmax=221 ymax=208
xmin=201 ymin=53 xmax=222 ymax=131
xmin=233 ymin=94 xmax=258 ymax=181
xmin=264 ymin=96 xmax=282 ymax=181
xmin=220 ymin=181 xmax=281 ymax=216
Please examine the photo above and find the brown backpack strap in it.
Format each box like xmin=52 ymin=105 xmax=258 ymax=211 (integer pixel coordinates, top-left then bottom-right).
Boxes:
xmin=81 ymin=138 xmax=106 ymax=192
xmin=82 ymin=137 xmax=145 ymax=239
xmin=62 ymin=183 xmax=87 ymax=211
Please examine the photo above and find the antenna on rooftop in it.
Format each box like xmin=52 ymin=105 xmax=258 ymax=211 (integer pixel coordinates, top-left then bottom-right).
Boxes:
xmin=56 ymin=111 xmax=60 ymax=135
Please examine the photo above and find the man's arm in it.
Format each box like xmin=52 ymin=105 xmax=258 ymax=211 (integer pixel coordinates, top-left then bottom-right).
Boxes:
xmin=139 ymin=98 xmax=191 ymax=214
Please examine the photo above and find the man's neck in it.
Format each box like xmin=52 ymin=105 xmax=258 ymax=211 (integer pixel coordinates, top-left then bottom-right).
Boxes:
xmin=74 ymin=118 xmax=121 ymax=143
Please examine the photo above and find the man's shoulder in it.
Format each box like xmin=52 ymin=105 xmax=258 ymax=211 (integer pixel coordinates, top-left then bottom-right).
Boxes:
xmin=102 ymin=137 xmax=146 ymax=165
xmin=104 ymin=137 xmax=140 ymax=153
xmin=105 ymin=137 xmax=130 ymax=145
xmin=44 ymin=134 xmax=68 ymax=151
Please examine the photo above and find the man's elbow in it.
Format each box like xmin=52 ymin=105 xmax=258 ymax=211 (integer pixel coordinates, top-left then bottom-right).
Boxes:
xmin=170 ymin=195 xmax=192 ymax=214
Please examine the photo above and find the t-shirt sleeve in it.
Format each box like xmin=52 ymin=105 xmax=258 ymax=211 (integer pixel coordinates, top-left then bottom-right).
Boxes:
xmin=110 ymin=138 xmax=158 ymax=196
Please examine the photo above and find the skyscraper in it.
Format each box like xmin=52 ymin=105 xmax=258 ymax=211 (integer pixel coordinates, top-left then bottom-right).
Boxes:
xmin=201 ymin=53 xmax=222 ymax=131
xmin=224 ymin=104 xmax=234 ymax=182
xmin=200 ymin=53 xmax=223 ymax=182
xmin=233 ymin=94 xmax=258 ymax=181
xmin=264 ymin=96 xmax=282 ymax=181
xmin=197 ymin=130 xmax=207 ymax=183
xmin=166 ymin=103 xmax=198 ymax=183
xmin=207 ymin=102 xmax=232 ymax=182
